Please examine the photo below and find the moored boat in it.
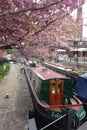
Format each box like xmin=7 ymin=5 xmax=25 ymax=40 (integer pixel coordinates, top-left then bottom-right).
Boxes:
xmin=24 ymin=65 xmax=86 ymax=130
xmin=74 ymin=73 xmax=87 ymax=109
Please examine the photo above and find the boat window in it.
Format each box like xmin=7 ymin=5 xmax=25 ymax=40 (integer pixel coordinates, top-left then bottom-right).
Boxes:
xmin=58 ymin=82 xmax=61 ymax=93
xmin=52 ymin=83 xmax=55 ymax=94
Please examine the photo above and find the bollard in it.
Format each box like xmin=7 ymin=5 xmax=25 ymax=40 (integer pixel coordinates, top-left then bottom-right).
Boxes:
xmin=5 ymin=93 xmax=9 ymax=98
xmin=67 ymin=109 xmax=79 ymax=130
xmin=20 ymin=68 xmax=24 ymax=74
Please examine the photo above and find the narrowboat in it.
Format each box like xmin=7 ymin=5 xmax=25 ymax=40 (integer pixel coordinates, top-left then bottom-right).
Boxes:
xmin=25 ymin=65 xmax=86 ymax=130
xmin=74 ymin=73 xmax=87 ymax=109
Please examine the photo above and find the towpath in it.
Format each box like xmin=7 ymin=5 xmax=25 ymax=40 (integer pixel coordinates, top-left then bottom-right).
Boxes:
xmin=0 ymin=63 xmax=33 ymax=130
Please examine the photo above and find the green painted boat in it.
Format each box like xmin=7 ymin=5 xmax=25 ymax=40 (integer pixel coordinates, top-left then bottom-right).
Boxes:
xmin=25 ymin=65 xmax=86 ymax=130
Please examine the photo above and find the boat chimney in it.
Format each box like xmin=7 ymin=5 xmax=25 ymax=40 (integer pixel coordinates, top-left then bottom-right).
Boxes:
xmin=42 ymin=68 xmax=47 ymax=72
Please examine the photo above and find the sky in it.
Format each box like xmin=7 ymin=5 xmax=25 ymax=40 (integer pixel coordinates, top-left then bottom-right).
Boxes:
xmin=71 ymin=1 xmax=87 ymax=38
xmin=70 ymin=9 xmax=77 ymax=19
xmin=82 ymin=1 xmax=87 ymax=37
xmin=33 ymin=0 xmax=40 ymax=3
xmin=34 ymin=0 xmax=87 ymax=38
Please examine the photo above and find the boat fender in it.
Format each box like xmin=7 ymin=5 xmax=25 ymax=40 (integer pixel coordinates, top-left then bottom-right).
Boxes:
xmin=74 ymin=115 xmax=80 ymax=129
xmin=72 ymin=119 xmax=76 ymax=129
xmin=67 ymin=109 xmax=80 ymax=130
xmin=71 ymin=115 xmax=80 ymax=130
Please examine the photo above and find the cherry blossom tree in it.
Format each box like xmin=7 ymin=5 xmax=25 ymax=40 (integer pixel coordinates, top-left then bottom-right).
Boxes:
xmin=0 ymin=0 xmax=84 ymax=56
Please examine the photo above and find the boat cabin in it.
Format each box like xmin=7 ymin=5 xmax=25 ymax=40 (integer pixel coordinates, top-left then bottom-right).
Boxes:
xmin=28 ymin=66 xmax=73 ymax=106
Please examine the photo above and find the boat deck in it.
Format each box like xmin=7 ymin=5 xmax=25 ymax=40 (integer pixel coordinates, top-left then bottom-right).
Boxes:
xmin=31 ymin=66 xmax=68 ymax=80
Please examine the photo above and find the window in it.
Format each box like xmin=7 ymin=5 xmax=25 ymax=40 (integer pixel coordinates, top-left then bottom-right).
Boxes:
xmin=52 ymin=83 xmax=55 ymax=94
xmin=58 ymin=82 xmax=61 ymax=93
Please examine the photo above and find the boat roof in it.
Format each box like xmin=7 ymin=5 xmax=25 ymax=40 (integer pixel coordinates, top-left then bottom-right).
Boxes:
xmin=31 ymin=66 xmax=68 ymax=80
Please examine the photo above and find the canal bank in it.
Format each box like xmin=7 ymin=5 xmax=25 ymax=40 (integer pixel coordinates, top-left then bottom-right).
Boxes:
xmin=0 ymin=63 xmax=34 ymax=130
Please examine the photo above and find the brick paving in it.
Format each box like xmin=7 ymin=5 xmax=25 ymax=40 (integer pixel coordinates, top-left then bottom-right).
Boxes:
xmin=0 ymin=64 xmax=33 ymax=130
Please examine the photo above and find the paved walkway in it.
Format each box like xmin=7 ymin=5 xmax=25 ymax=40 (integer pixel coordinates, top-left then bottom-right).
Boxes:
xmin=0 ymin=64 xmax=33 ymax=130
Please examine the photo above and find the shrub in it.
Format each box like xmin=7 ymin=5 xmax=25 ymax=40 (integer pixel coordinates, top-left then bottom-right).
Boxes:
xmin=0 ymin=63 xmax=10 ymax=80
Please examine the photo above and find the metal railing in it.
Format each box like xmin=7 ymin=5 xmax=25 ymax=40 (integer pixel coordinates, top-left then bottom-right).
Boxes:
xmin=40 ymin=114 xmax=66 ymax=130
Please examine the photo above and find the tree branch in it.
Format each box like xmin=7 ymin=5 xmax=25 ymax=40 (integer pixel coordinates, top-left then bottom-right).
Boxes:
xmin=33 ymin=2 xmax=84 ymax=36
xmin=0 ymin=0 xmax=63 ymax=17
xmin=0 ymin=44 xmax=16 ymax=49
xmin=33 ymin=17 xmax=58 ymax=35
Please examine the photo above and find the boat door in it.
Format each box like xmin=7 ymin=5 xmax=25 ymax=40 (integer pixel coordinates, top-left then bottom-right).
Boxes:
xmin=50 ymin=80 xmax=64 ymax=105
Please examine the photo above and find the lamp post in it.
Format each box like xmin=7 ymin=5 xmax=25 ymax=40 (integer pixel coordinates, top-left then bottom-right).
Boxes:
xmin=83 ymin=43 xmax=86 ymax=64
xmin=73 ymin=41 xmax=79 ymax=68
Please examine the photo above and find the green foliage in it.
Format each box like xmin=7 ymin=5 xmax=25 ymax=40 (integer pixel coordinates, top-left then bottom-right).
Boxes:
xmin=0 ymin=63 xmax=10 ymax=81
